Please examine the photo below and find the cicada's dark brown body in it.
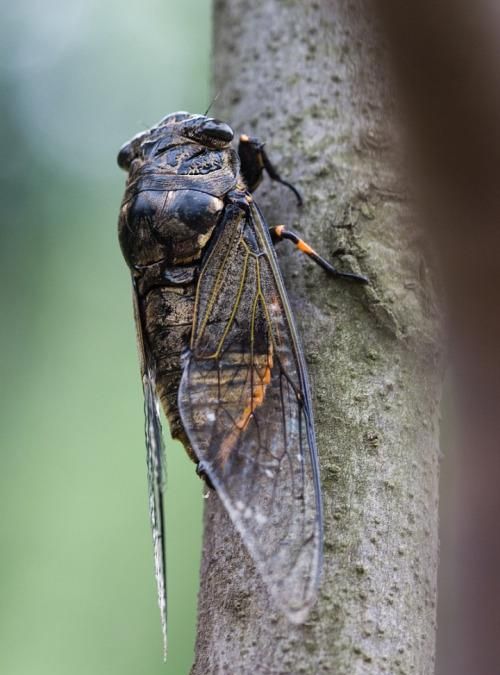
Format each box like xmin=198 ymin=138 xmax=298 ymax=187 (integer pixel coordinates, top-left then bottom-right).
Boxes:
xmin=117 ymin=112 xmax=367 ymax=655
xmin=118 ymin=115 xmax=237 ymax=460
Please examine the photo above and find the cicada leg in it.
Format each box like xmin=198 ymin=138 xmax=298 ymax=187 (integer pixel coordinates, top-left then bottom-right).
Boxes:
xmin=238 ymin=134 xmax=303 ymax=206
xmin=270 ymin=225 xmax=368 ymax=284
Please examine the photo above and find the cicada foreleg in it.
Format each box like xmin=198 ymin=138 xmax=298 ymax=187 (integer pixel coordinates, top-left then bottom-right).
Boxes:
xmin=270 ymin=225 xmax=369 ymax=284
xmin=238 ymin=134 xmax=303 ymax=206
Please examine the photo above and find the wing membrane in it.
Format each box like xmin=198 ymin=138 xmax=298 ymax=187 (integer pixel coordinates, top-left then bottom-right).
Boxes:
xmin=132 ymin=282 xmax=168 ymax=657
xmin=179 ymin=202 xmax=323 ymax=622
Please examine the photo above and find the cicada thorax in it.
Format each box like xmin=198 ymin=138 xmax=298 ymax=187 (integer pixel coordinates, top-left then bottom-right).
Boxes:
xmin=119 ymin=187 xmax=225 ymax=266
xmin=118 ymin=138 xmax=240 ymax=460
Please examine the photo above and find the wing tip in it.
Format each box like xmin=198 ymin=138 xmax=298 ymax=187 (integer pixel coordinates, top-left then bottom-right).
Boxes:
xmin=270 ymin=567 xmax=322 ymax=626
xmin=161 ymin=626 xmax=168 ymax=662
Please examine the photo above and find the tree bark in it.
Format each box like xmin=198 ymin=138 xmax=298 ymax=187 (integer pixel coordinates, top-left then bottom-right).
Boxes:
xmin=373 ymin=6 xmax=500 ymax=674
xmin=191 ymin=1 xmax=441 ymax=673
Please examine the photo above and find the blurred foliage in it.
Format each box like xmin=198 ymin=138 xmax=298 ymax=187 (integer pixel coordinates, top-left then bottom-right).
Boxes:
xmin=0 ymin=2 xmax=211 ymax=673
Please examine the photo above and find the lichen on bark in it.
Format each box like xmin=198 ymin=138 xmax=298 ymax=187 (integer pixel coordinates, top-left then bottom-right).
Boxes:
xmin=191 ymin=1 xmax=441 ymax=674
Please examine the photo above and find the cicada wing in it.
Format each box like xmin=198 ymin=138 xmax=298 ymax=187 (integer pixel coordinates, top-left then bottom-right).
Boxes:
xmin=178 ymin=203 xmax=323 ymax=622
xmin=132 ymin=282 xmax=168 ymax=657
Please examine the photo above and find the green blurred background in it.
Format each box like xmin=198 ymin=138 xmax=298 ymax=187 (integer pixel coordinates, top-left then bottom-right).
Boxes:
xmin=0 ymin=2 xmax=211 ymax=673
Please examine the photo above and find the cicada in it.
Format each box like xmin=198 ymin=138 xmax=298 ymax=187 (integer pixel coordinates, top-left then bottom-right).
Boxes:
xmin=117 ymin=112 xmax=367 ymax=654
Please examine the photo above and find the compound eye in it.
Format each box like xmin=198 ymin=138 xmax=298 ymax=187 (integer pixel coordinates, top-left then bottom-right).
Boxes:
xmin=201 ymin=119 xmax=234 ymax=144
xmin=117 ymin=130 xmax=149 ymax=170
xmin=117 ymin=141 xmax=134 ymax=170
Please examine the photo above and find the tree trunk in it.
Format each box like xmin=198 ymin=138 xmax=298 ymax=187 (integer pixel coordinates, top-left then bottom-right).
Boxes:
xmin=191 ymin=1 xmax=441 ymax=673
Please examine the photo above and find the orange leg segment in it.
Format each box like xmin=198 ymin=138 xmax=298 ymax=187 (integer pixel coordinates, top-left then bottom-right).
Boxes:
xmin=270 ymin=225 xmax=368 ymax=284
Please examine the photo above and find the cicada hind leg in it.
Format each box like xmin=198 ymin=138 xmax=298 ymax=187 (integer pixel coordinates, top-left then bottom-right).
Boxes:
xmin=270 ymin=225 xmax=369 ymax=284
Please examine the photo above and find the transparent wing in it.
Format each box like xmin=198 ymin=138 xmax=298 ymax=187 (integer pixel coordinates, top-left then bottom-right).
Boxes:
xmin=178 ymin=202 xmax=323 ymax=622
xmin=132 ymin=282 xmax=168 ymax=657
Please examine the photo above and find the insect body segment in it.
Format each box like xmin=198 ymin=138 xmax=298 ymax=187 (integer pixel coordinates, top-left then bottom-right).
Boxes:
xmin=117 ymin=112 xmax=367 ymax=651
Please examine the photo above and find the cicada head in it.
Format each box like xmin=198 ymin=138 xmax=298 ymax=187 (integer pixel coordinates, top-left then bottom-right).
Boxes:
xmin=117 ymin=112 xmax=235 ymax=174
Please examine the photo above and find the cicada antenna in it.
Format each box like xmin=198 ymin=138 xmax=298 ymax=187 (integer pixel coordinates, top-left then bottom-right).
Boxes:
xmin=204 ymin=91 xmax=221 ymax=117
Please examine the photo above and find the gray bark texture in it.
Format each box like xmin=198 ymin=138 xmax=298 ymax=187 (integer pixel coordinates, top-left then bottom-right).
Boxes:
xmin=191 ymin=1 xmax=441 ymax=674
